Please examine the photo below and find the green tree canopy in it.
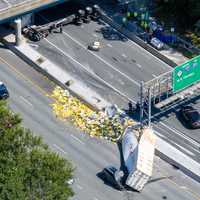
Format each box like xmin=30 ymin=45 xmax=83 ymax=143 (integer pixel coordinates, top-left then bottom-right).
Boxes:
xmin=0 ymin=101 xmax=74 ymax=200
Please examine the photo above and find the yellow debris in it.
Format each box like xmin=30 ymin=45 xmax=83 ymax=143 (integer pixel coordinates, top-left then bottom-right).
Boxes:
xmin=49 ymin=86 xmax=136 ymax=141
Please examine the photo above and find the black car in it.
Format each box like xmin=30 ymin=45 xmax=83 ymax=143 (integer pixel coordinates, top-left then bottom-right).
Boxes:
xmin=180 ymin=106 xmax=200 ymax=129
xmin=0 ymin=82 xmax=9 ymax=99
xmin=102 ymin=166 xmax=124 ymax=190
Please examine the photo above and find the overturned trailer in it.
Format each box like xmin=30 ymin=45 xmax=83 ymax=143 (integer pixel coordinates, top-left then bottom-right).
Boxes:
xmin=122 ymin=126 xmax=156 ymax=192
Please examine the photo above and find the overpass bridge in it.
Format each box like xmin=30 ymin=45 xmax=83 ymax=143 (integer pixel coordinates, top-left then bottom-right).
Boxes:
xmin=0 ymin=0 xmax=68 ymax=24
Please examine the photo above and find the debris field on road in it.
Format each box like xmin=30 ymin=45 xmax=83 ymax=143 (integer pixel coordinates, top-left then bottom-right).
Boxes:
xmin=50 ymin=86 xmax=135 ymax=142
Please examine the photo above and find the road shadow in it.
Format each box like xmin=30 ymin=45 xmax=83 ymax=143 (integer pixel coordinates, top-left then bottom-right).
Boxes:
xmin=96 ymin=25 xmax=128 ymax=42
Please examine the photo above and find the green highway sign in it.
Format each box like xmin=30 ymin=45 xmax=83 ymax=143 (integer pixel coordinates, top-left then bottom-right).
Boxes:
xmin=173 ymin=55 xmax=200 ymax=92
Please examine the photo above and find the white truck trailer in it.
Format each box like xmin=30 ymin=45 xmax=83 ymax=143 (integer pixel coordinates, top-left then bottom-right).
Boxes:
xmin=122 ymin=126 xmax=156 ymax=192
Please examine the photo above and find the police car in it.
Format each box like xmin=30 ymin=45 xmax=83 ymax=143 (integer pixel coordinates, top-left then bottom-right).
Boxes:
xmin=0 ymin=82 xmax=9 ymax=99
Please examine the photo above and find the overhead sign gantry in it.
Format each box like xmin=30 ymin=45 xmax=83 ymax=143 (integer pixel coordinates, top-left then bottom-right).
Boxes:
xmin=139 ymin=55 xmax=200 ymax=126
xmin=173 ymin=55 xmax=200 ymax=92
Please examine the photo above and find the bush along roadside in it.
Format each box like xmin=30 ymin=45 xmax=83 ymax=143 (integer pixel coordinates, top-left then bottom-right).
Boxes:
xmin=0 ymin=100 xmax=74 ymax=200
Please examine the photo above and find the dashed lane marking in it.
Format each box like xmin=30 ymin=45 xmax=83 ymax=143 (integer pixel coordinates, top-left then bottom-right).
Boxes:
xmin=44 ymin=38 xmax=135 ymax=103
xmin=20 ymin=96 xmax=34 ymax=107
xmin=136 ymin=63 xmax=142 ymax=68
xmin=71 ymin=134 xmax=85 ymax=145
xmin=53 ymin=144 xmax=67 ymax=154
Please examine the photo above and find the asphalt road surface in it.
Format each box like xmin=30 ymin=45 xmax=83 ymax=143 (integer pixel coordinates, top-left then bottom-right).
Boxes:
xmin=0 ymin=45 xmax=200 ymax=200
xmin=29 ymin=3 xmax=200 ymax=165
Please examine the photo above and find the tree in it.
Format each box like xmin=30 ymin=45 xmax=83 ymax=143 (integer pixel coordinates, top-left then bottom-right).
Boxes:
xmin=0 ymin=101 xmax=74 ymax=200
xmin=156 ymin=0 xmax=200 ymax=26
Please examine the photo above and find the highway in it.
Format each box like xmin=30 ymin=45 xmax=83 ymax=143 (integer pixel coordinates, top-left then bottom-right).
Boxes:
xmin=0 ymin=44 xmax=199 ymax=200
xmin=31 ymin=2 xmax=200 ymax=165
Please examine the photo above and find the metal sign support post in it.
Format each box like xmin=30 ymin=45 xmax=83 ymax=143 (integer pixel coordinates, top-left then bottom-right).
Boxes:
xmin=148 ymin=87 xmax=152 ymax=127
xmin=140 ymin=81 xmax=144 ymax=127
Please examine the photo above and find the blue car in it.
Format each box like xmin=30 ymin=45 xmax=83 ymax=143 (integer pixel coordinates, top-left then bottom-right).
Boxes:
xmin=0 ymin=82 xmax=9 ymax=99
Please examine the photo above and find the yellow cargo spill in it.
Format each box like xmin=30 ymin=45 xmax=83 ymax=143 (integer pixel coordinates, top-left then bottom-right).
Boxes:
xmin=50 ymin=86 xmax=135 ymax=141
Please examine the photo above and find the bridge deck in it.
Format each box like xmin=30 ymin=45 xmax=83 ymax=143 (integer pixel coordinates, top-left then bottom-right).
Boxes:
xmin=0 ymin=0 xmax=65 ymax=23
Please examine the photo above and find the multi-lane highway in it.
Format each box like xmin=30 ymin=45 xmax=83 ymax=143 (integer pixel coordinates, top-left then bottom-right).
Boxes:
xmin=0 ymin=43 xmax=199 ymax=200
xmin=30 ymin=2 xmax=200 ymax=165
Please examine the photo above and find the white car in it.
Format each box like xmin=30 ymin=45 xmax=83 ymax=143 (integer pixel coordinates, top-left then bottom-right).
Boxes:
xmin=150 ymin=37 xmax=164 ymax=50
xmin=88 ymin=41 xmax=101 ymax=51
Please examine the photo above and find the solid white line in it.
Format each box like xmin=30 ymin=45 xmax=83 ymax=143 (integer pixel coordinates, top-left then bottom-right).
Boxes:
xmin=71 ymin=134 xmax=85 ymax=145
xmin=20 ymin=96 xmax=33 ymax=107
xmin=152 ymin=74 xmax=157 ymax=78
xmin=53 ymin=144 xmax=67 ymax=154
xmin=154 ymin=131 xmax=167 ymax=139
xmin=44 ymin=38 xmax=136 ymax=103
xmin=62 ymin=31 xmax=140 ymax=86
xmin=173 ymin=142 xmax=195 ymax=156
xmin=154 ymin=125 xmax=200 ymax=154
xmin=159 ymin=121 xmax=200 ymax=148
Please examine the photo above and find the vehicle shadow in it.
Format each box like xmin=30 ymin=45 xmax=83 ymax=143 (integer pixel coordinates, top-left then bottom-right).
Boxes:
xmin=95 ymin=24 xmax=128 ymax=42
xmin=96 ymin=171 xmax=121 ymax=190
xmin=174 ymin=109 xmax=191 ymax=129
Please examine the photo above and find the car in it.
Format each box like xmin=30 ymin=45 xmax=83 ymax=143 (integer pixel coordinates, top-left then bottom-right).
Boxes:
xmin=180 ymin=106 xmax=200 ymax=129
xmin=102 ymin=166 xmax=124 ymax=190
xmin=150 ymin=37 xmax=164 ymax=50
xmin=88 ymin=41 xmax=101 ymax=51
xmin=0 ymin=82 xmax=9 ymax=99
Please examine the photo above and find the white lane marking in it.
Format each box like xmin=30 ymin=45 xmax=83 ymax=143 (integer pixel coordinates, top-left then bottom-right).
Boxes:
xmin=62 ymin=31 xmax=139 ymax=86
xmin=159 ymin=121 xmax=200 ymax=148
xmin=154 ymin=124 xmax=200 ymax=154
xmin=110 ymin=26 xmax=172 ymax=70
xmin=71 ymin=134 xmax=85 ymax=145
xmin=173 ymin=142 xmax=195 ymax=156
xmin=121 ymin=53 xmax=127 ymax=58
xmin=154 ymin=131 xmax=167 ymax=139
xmin=76 ymin=184 xmax=83 ymax=190
xmin=53 ymin=144 xmax=67 ymax=154
xmin=44 ymin=38 xmax=135 ymax=103
xmin=152 ymin=74 xmax=157 ymax=78
xmin=106 ymin=43 xmax=112 ymax=47
xmin=136 ymin=63 xmax=142 ymax=68
xmin=94 ymin=198 xmax=99 ymax=200
xmin=20 ymin=96 xmax=33 ymax=107
xmin=92 ymin=33 xmax=98 ymax=37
